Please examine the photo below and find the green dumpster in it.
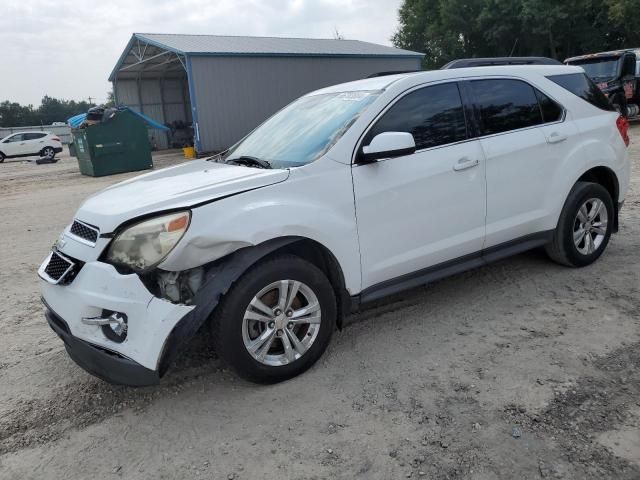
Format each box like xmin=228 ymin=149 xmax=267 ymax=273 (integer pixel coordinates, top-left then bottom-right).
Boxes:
xmin=72 ymin=109 xmax=153 ymax=177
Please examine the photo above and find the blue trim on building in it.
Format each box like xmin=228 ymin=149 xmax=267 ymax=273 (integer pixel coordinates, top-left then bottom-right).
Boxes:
xmin=108 ymin=34 xmax=187 ymax=81
xmin=108 ymin=36 xmax=137 ymax=82
xmin=185 ymin=56 xmax=202 ymax=153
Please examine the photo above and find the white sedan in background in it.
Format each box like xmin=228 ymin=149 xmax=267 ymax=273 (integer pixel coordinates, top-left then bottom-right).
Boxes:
xmin=0 ymin=131 xmax=63 ymax=162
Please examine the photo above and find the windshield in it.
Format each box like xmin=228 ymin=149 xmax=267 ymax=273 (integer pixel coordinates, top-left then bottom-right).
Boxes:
xmin=222 ymin=90 xmax=381 ymax=168
xmin=570 ymin=58 xmax=620 ymax=80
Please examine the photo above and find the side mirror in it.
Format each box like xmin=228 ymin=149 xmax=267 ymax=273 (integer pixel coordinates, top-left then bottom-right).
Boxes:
xmin=360 ymin=132 xmax=416 ymax=163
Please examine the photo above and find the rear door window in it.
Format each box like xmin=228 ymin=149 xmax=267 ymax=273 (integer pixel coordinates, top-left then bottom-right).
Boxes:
xmin=470 ymin=79 xmax=543 ymax=135
xmin=364 ymin=82 xmax=468 ymax=151
xmin=547 ymin=73 xmax=615 ymax=112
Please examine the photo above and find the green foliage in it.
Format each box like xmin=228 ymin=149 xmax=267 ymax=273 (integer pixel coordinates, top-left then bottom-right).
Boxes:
xmin=393 ymin=0 xmax=640 ymax=68
xmin=105 ymin=90 xmax=116 ymax=108
xmin=0 ymin=96 xmax=96 ymax=128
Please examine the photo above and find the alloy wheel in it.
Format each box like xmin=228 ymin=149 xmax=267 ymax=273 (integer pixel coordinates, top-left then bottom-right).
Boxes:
xmin=573 ymin=198 xmax=608 ymax=255
xmin=242 ymin=279 xmax=321 ymax=367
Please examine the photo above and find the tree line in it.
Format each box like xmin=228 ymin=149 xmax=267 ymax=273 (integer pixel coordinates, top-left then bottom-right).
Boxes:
xmin=0 ymin=96 xmax=96 ymax=128
xmin=0 ymin=90 xmax=116 ymax=128
xmin=392 ymin=0 xmax=640 ymax=69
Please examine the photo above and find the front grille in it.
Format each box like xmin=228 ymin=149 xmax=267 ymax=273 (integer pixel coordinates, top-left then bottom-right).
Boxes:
xmin=44 ymin=251 xmax=74 ymax=282
xmin=69 ymin=220 xmax=99 ymax=244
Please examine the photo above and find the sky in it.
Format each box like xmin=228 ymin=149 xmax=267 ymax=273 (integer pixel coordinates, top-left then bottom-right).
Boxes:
xmin=0 ymin=0 xmax=404 ymax=106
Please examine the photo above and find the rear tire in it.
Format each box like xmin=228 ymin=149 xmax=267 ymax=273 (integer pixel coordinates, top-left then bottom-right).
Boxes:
xmin=41 ymin=147 xmax=56 ymax=160
xmin=211 ymin=254 xmax=336 ymax=384
xmin=545 ymin=181 xmax=614 ymax=267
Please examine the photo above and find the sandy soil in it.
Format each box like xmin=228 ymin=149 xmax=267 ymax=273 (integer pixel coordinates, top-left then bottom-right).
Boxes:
xmin=0 ymin=135 xmax=638 ymax=480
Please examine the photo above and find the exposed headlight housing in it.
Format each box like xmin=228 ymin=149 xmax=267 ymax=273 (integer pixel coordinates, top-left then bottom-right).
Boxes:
xmin=105 ymin=211 xmax=191 ymax=272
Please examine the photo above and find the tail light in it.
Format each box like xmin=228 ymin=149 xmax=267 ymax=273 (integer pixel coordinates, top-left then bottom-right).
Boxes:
xmin=616 ymin=115 xmax=630 ymax=147
xmin=51 ymin=136 xmax=61 ymax=142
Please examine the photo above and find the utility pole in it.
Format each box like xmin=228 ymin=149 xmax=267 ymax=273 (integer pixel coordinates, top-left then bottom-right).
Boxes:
xmin=88 ymin=96 xmax=94 ymax=105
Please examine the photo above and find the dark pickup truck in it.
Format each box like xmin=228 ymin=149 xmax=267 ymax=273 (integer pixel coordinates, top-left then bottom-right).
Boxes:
xmin=565 ymin=49 xmax=640 ymax=118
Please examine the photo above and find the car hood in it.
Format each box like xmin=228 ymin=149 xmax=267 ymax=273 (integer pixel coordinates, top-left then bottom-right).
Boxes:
xmin=75 ymin=160 xmax=290 ymax=232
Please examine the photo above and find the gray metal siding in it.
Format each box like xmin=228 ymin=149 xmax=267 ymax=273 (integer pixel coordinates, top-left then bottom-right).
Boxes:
xmin=190 ymin=55 xmax=420 ymax=152
xmin=114 ymin=77 xmax=191 ymax=150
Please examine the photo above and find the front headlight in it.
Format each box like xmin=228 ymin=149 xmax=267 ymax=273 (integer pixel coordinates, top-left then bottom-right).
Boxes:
xmin=105 ymin=211 xmax=191 ymax=272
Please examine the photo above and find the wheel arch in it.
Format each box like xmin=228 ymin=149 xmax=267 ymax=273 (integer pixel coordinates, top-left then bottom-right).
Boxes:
xmin=260 ymin=236 xmax=354 ymax=329
xmin=157 ymin=235 xmax=353 ymax=375
xmin=576 ymin=166 xmax=620 ymax=231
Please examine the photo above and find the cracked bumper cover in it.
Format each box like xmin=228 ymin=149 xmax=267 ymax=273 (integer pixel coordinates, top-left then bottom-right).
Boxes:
xmin=40 ymin=261 xmax=194 ymax=385
xmin=45 ymin=307 xmax=160 ymax=386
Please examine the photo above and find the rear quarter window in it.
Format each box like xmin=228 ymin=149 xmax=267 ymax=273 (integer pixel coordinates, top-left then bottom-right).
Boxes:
xmin=546 ymin=73 xmax=615 ymax=112
xmin=535 ymin=90 xmax=564 ymax=123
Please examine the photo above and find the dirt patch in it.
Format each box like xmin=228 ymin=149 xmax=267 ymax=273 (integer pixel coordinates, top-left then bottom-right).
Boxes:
xmin=502 ymin=342 xmax=640 ymax=479
xmin=0 ymin=335 xmax=217 ymax=455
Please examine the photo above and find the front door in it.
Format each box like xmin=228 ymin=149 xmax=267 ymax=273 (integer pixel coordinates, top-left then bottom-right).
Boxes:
xmin=352 ymin=82 xmax=487 ymax=290
xmin=2 ymin=133 xmax=27 ymax=156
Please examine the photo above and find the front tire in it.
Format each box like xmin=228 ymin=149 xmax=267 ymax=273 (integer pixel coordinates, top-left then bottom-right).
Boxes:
xmin=0 ymin=152 xmax=4 ymax=163
xmin=545 ymin=181 xmax=614 ymax=267
xmin=211 ymin=254 xmax=336 ymax=383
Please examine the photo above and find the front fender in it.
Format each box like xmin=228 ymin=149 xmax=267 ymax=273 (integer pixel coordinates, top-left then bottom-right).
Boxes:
xmin=158 ymin=158 xmax=361 ymax=294
xmin=158 ymin=237 xmax=298 ymax=375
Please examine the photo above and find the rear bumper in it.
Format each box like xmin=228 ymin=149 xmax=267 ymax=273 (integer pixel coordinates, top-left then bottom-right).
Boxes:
xmin=45 ymin=306 xmax=159 ymax=386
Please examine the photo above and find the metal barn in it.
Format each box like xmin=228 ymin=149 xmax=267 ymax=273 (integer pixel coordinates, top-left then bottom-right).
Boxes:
xmin=109 ymin=33 xmax=424 ymax=153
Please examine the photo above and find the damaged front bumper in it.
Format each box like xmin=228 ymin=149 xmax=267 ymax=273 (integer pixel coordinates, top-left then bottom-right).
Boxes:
xmin=39 ymin=234 xmax=299 ymax=386
xmin=39 ymin=259 xmax=194 ymax=386
xmin=45 ymin=306 xmax=160 ymax=386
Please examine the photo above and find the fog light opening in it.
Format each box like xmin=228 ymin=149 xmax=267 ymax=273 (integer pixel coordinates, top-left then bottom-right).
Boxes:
xmin=101 ymin=311 xmax=128 ymax=343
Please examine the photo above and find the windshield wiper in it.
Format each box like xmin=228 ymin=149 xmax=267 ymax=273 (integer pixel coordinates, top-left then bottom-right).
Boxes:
xmin=224 ymin=155 xmax=272 ymax=169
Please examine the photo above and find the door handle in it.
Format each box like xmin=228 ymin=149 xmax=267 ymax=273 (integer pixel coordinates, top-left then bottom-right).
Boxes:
xmin=547 ymin=132 xmax=567 ymax=144
xmin=453 ymin=157 xmax=479 ymax=171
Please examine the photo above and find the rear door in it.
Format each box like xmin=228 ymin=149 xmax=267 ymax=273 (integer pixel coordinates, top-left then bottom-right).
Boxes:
xmin=352 ymin=81 xmax=487 ymax=290
xmin=467 ymin=78 xmax=576 ymax=248
xmin=22 ymin=132 xmax=47 ymax=155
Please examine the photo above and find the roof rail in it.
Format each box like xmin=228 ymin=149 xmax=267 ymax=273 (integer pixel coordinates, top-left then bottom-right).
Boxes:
xmin=366 ymin=70 xmax=420 ymax=78
xmin=441 ymin=57 xmax=562 ymax=69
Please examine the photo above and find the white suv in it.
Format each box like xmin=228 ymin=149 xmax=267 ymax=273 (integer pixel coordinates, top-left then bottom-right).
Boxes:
xmin=0 ymin=131 xmax=62 ymax=162
xmin=39 ymin=65 xmax=631 ymax=386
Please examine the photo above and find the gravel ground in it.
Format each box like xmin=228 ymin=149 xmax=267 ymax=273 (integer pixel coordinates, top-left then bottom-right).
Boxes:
xmin=0 ymin=135 xmax=638 ymax=480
